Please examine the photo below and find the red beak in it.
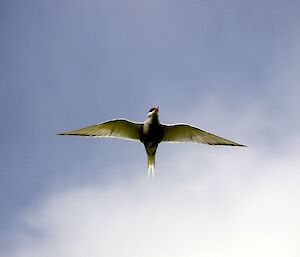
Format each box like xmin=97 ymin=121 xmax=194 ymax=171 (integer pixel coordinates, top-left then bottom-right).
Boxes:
xmin=154 ymin=107 xmax=159 ymax=113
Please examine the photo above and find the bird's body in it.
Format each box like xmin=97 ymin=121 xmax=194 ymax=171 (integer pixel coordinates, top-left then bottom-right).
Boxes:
xmin=140 ymin=108 xmax=164 ymax=176
xmin=58 ymin=107 xmax=246 ymax=178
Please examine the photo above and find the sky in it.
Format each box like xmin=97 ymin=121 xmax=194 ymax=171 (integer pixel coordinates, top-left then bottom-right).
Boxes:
xmin=1 ymin=0 xmax=300 ymax=256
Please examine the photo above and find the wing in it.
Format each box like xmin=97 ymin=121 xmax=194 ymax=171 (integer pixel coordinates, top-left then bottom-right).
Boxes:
xmin=162 ymin=124 xmax=246 ymax=146
xmin=57 ymin=119 xmax=142 ymax=141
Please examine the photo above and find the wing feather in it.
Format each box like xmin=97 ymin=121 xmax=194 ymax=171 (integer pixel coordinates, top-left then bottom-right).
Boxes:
xmin=162 ymin=124 xmax=246 ymax=146
xmin=57 ymin=119 xmax=142 ymax=141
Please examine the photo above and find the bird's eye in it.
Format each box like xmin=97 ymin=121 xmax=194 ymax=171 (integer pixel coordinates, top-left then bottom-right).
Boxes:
xmin=149 ymin=108 xmax=155 ymax=112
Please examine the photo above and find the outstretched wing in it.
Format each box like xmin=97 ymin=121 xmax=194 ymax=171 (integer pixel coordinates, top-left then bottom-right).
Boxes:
xmin=162 ymin=124 xmax=246 ymax=146
xmin=57 ymin=119 xmax=142 ymax=141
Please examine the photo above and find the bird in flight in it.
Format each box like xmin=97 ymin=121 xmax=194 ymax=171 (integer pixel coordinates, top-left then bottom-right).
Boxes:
xmin=58 ymin=107 xmax=246 ymax=178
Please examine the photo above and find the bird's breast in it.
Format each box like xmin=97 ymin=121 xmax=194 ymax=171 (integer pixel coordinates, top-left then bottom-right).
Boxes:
xmin=141 ymin=123 xmax=163 ymax=145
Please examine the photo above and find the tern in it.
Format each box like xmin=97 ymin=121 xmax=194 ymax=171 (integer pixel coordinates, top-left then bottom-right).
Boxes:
xmin=58 ymin=107 xmax=246 ymax=178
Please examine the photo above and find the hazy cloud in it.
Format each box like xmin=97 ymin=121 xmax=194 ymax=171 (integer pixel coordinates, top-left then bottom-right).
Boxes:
xmin=5 ymin=101 xmax=300 ymax=257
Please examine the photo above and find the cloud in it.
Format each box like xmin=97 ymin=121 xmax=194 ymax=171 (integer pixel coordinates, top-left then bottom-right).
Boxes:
xmin=4 ymin=90 xmax=300 ymax=257
xmin=5 ymin=130 xmax=300 ymax=257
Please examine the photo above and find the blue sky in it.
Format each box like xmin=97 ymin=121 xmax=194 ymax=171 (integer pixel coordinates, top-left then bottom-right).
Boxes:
xmin=1 ymin=0 xmax=300 ymax=256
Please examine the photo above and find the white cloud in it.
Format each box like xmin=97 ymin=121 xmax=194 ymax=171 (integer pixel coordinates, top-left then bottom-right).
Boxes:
xmin=6 ymin=132 xmax=300 ymax=257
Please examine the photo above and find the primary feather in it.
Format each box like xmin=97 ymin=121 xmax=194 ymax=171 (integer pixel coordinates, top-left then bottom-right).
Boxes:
xmin=162 ymin=124 xmax=245 ymax=146
xmin=57 ymin=119 xmax=142 ymax=141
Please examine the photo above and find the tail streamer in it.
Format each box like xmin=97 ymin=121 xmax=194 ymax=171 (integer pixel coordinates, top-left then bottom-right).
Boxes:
xmin=147 ymin=154 xmax=155 ymax=179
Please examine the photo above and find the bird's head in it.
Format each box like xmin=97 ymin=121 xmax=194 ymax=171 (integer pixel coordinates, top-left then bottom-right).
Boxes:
xmin=147 ymin=106 xmax=159 ymax=118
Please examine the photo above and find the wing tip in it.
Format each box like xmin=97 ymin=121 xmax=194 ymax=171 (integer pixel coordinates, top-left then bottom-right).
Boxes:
xmin=56 ymin=132 xmax=82 ymax=136
xmin=57 ymin=132 xmax=70 ymax=136
xmin=228 ymin=143 xmax=247 ymax=147
xmin=207 ymin=142 xmax=247 ymax=147
xmin=231 ymin=142 xmax=247 ymax=147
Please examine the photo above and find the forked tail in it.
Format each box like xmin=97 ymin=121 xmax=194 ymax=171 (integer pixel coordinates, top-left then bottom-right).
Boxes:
xmin=147 ymin=154 xmax=155 ymax=179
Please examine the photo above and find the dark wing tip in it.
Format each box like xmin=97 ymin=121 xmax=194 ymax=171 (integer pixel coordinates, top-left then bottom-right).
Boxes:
xmin=56 ymin=132 xmax=74 ymax=136
xmin=56 ymin=132 xmax=88 ymax=136
xmin=230 ymin=143 xmax=247 ymax=147
xmin=208 ymin=142 xmax=247 ymax=147
xmin=233 ymin=142 xmax=247 ymax=147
